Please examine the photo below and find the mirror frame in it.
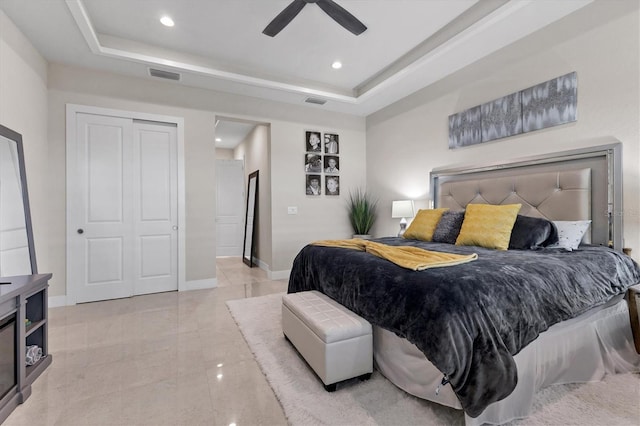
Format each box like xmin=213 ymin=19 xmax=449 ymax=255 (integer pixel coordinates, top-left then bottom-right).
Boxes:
xmin=243 ymin=170 xmax=259 ymax=267
xmin=0 ymin=124 xmax=37 ymax=275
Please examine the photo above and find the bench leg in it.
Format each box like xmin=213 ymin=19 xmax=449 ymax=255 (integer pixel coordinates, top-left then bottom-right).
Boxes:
xmin=324 ymin=383 xmax=337 ymax=392
xmin=358 ymin=373 xmax=372 ymax=381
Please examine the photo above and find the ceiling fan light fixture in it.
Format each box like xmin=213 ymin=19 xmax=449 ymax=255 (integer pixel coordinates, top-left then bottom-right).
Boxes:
xmin=331 ymin=61 xmax=342 ymax=69
xmin=160 ymin=16 xmax=175 ymax=27
xmin=263 ymin=0 xmax=366 ymax=37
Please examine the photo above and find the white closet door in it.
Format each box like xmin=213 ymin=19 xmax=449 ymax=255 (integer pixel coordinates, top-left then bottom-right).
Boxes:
xmin=132 ymin=121 xmax=178 ymax=295
xmin=216 ymin=160 xmax=245 ymax=257
xmin=70 ymin=113 xmax=135 ymax=303
xmin=69 ymin=114 xmax=178 ymax=303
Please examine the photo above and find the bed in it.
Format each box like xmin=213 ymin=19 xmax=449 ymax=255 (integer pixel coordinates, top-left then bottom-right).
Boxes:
xmin=287 ymin=143 xmax=640 ymax=425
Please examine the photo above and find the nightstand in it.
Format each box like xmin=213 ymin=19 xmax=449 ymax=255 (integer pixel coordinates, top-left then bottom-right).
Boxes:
xmin=627 ymin=284 xmax=640 ymax=354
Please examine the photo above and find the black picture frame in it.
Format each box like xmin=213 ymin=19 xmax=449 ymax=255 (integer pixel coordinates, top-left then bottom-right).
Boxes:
xmin=324 ymin=133 xmax=339 ymax=154
xmin=304 ymin=153 xmax=322 ymax=173
xmin=325 ymin=176 xmax=340 ymax=196
xmin=306 ymin=174 xmax=321 ymax=196
xmin=324 ymin=155 xmax=339 ymax=174
xmin=305 ymin=131 xmax=322 ymax=152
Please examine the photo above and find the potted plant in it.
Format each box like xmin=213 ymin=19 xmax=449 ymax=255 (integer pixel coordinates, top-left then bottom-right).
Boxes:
xmin=347 ymin=188 xmax=378 ymax=239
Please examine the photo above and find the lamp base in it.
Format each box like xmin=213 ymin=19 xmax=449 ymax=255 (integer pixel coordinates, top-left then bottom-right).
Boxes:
xmin=397 ymin=219 xmax=407 ymax=237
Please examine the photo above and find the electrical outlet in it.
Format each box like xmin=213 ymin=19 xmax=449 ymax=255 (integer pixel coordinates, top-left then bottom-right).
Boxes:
xmin=287 ymin=206 xmax=298 ymax=215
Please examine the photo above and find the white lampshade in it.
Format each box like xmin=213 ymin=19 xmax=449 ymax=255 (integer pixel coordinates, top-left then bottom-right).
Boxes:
xmin=391 ymin=200 xmax=415 ymax=219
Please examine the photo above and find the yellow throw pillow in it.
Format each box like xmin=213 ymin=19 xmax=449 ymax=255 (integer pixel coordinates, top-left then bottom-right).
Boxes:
xmin=403 ymin=208 xmax=449 ymax=241
xmin=455 ymin=204 xmax=522 ymax=250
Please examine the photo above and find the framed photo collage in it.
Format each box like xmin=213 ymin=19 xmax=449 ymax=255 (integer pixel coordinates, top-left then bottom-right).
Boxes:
xmin=305 ymin=131 xmax=339 ymax=196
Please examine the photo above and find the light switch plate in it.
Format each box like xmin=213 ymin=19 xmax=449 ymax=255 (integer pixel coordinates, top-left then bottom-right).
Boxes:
xmin=287 ymin=206 xmax=298 ymax=215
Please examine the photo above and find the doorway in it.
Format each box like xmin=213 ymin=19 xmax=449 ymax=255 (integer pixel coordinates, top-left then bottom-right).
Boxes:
xmin=215 ymin=159 xmax=245 ymax=256
xmin=66 ymin=105 xmax=185 ymax=304
xmin=214 ymin=117 xmax=257 ymax=259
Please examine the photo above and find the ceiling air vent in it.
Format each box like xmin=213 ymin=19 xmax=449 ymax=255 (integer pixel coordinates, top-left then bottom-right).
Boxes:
xmin=304 ymin=97 xmax=327 ymax=105
xmin=148 ymin=68 xmax=181 ymax=81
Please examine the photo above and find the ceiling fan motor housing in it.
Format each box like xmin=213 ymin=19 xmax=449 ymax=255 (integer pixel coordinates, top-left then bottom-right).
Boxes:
xmin=263 ymin=0 xmax=367 ymax=37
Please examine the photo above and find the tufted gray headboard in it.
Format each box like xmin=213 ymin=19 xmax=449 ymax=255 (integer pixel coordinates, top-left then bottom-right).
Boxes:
xmin=438 ymin=169 xmax=592 ymax=242
xmin=430 ymin=143 xmax=623 ymax=249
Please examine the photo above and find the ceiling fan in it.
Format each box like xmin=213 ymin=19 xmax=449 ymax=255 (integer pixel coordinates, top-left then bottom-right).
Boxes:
xmin=263 ymin=0 xmax=367 ymax=37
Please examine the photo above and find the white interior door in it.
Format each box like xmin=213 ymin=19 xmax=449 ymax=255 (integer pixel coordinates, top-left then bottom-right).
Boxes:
xmin=69 ymin=113 xmax=178 ymax=303
xmin=69 ymin=113 xmax=134 ymax=302
xmin=216 ymin=160 xmax=244 ymax=256
xmin=132 ymin=121 xmax=178 ymax=296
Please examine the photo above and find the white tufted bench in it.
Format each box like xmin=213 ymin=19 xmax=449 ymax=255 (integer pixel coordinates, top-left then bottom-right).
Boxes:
xmin=282 ymin=290 xmax=373 ymax=391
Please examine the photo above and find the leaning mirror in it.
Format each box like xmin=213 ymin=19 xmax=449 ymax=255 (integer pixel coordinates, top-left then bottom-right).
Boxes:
xmin=243 ymin=170 xmax=258 ymax=267
xmin=0 ymin=124 xmax=37 ymax=276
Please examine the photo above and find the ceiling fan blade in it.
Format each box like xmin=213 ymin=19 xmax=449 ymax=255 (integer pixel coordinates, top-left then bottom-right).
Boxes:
xmin=263 ymin=0 xmax=307 ymax=37
xmin=316 ymin=0 xmax=367 ymax=35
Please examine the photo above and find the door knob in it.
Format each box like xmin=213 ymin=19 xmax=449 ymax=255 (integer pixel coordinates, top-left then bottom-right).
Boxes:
xmin=77 ymin=229 xmax=84 ymax=234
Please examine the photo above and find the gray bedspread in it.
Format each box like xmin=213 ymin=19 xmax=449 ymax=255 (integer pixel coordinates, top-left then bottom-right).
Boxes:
xmin=287 ymin=238 xmax=640 ymax=417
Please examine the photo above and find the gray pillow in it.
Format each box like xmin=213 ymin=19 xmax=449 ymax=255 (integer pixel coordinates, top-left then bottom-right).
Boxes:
xmin=508 ymin=215 xmax=558 ymax=250
xmin=432 ymin=211 xmax=465 ymax=244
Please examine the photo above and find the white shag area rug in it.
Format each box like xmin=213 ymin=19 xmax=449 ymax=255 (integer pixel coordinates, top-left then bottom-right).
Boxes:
xmin=226 ymin=293 xmax=640 ymax=426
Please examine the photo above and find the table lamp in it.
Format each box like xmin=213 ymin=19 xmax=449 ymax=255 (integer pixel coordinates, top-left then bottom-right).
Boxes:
xmin=392 ymin=200 xmax=415 ymax=237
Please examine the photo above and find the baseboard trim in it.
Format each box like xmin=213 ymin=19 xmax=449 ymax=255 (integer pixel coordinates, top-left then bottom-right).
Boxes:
xmin=269 ymin=269 xmax=291 ymax=280
xmin=48 ymin=295 xmax=69 ymax=308
xmin=254 ymin=257 xmax=267 ymax=271
xmin=183 ymin=278 xmax=217 ymax=291
xmin=48 ymin=280 xmax=217 ymax=306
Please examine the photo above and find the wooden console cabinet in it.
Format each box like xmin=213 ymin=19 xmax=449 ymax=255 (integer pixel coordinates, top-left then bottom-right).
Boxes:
xmin=0 ymin=274 xmax=52 ymax=424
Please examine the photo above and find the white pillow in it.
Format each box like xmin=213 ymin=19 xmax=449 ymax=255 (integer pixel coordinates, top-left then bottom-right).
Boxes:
xmin=547 ymin=220 xmax=592 ymax=251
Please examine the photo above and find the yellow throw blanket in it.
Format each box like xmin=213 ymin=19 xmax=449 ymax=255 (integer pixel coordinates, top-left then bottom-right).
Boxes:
xmin=312 ymin=239 xmax=478 ymax=271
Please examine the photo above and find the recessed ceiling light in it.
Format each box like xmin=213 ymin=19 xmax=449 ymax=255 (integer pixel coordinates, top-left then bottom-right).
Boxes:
xmin=160 ymin=16 xmax=174 ymax=27
xmin=215 ymin=137 xmax=222 ymax=142
xmin=331 ymin=61 xmax=342 ymax=70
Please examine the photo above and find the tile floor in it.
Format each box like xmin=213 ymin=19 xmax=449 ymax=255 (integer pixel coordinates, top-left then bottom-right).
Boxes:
xmin=5 ymin=257 xmax=289 ymax=426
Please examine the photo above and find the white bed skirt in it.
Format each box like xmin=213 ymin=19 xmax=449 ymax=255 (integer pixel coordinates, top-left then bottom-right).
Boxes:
xmin=373 ymin=297 xmax=640 ymax=425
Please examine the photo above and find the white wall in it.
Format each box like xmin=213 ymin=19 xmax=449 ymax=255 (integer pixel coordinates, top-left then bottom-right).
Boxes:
xmin=232 ymin=120 xmax=368 ymax=275
xmin=12 ymin=2 xmax=631 ymax=294
xmin=366 ymin=1 xmax=640 ymax=261
xmin=235 ymin=124 xmax=272 ymax=268
xmin=45 ymin=64 xmax=365 ymax=296
xmin=215 ymin=148 xmax=234 ymax=159
xmin=270 ymin=123 xmax=367 ymax=273
xmin=48 ymin=89 xmax=217 ymax=296
xmin=0 ymin=10 xmax=49 ymax=275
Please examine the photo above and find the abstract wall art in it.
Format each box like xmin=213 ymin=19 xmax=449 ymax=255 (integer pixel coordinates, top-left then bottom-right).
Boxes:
xmin=448 ymin=72 xmax=577 ymax=149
